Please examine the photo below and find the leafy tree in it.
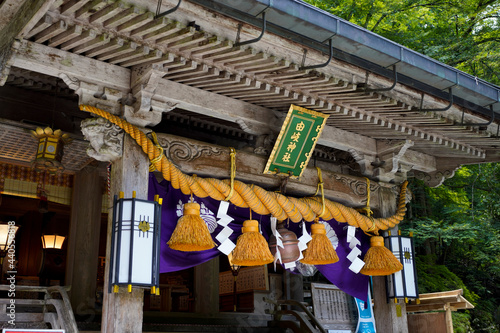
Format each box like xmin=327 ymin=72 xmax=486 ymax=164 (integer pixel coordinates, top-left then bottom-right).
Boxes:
xmin=404 ymin=166 xmax=500 ymax=332
xmin=304 ymin=0 xmax=500 ymax=85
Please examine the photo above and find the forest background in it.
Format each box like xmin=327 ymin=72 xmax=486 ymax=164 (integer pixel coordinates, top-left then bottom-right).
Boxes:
xmin=304 ymin=0 xmax=500 ymax=332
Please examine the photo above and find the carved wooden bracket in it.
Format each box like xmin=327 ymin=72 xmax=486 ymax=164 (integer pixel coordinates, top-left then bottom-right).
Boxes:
xmin=349 ymin=140 xmax=415 ymax=183
xmin=59 ymin=73 xmax=126 ymax=115
xmin=126 ymin=64 xmax=171 ymax=127
xmin=80 ymin=117 xmax=124 ymax=162
xmin=412 ymin=166 xmax=460 ymax=187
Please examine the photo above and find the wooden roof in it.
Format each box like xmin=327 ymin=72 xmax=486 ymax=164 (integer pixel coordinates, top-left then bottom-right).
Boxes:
xmin=407 ymin=289 xmax=474 ymax=313
xmin=1 ymin=0 xmax=500 ymax=186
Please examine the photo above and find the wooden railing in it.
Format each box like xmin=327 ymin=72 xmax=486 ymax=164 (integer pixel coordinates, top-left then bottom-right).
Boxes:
xmin=265 ymin=298 xmax=328 ymax=333
xmin=0 ymin=285 xmax=78 ymax=332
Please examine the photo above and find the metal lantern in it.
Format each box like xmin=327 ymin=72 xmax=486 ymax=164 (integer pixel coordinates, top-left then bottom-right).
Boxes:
xmin=41 ymin=234 xmax=66 ymax=249
xmin=385 ymin=230 xmax=419 ymax=303
xmin=30 ymin=127 xmax=71 ymax=173
xmin=109 ymin=191 xmax=162 ymax=294
xmin=0 ymin=222 xmax=18 ymax=252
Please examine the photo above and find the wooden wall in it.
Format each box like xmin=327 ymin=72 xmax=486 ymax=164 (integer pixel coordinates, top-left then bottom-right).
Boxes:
xmin=408 ymin=312 xmax=447 ymax=333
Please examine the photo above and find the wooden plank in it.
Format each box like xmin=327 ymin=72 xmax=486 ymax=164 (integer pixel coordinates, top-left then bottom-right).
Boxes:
xmin=154 ymin=132 xmax=375 ymax=208
xmin=66 ymin=167 xmax=103 ymax=315
xmin=12 ymin=40 xmax=130 ymax=91
xmin=89 ymin=1 xmax=130 ymax=24
xmin=33 ymin=20 xmax=68 ymax=44
xmin=408 ymin=312 xmax=447 ymax=333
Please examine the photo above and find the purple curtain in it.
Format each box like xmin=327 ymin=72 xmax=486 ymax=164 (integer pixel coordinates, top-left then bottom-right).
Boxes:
xmin=149 ymin=174 xmax=370 ymax=300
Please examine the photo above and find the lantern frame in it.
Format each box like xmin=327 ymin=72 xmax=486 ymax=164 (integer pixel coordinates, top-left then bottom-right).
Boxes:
xmin=41 ymin=234 xmax=65 ymax=249
xmin=109 ymin=192 xmax=162 ymax=293
xmin=385 ymin=231 xmax=419 ymax=303
xmin=30 ymin=127 xmax=71 ymax=174
xmin=0 ymin=223 xmax=18 ymax=252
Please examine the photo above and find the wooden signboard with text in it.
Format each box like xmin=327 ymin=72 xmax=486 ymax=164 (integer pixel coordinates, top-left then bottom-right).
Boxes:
xmin=264 ymin=105 xmax=328 ymax=179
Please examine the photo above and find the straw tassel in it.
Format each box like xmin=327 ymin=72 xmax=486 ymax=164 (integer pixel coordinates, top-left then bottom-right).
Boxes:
xmin=360 ymin=236 xmax=403 ymax=276
xmin=167 ymin=202 xmax=216 ymax=251
xmin=300 ymin=222 xmax=339 ymax=265
xmin=231 ymin=220 xmax=274 ymax=266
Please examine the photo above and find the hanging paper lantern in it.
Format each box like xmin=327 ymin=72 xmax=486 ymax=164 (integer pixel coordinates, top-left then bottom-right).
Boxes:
xmin=231 ymin=220 xmax=274 ymax=266
xmin=269 ymin=223 xmax=300 ymax=264
xmin=360 ymin=236 xmax=403 ymax=276
xmin=300 ymin=222 xmax=339 ymax=265
xmin=167 ymin=202 xmax=215 ymax=251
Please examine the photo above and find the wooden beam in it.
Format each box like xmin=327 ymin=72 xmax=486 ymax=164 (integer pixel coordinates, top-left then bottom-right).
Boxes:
xmin=0 ymin=0 xmax=57 ymax=84
xmin=155 ymin=132 xmax=395 ymax=209
xmin=10 ymin=41 xmax=438 ymax=174
xmin=12 ymin=40 xmax=130 ymax=91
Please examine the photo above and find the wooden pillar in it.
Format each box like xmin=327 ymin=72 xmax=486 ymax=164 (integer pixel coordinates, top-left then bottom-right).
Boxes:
xmin=101 ymin=135 xmax=149 ymax=333
xmin=66 ymin=167 xmax=103 ymax=315
xmin=372 ymin=186 xmax=409 ymax=333
xmin=445 ymin=304 xmax=454 ymax=333
xmin=194 ymin=257 xmax=219 ymax=314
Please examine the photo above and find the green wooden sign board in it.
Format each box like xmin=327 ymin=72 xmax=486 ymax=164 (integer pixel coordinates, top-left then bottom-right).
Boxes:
xmin=264 ymin=104 xmax=329 ymax=179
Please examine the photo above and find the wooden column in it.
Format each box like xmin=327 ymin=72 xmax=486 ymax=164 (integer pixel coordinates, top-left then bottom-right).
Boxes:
xmin=372 ymin=186 xmax=409 ymax=333
xmin=66 ymin=167 xmax=103 ymax=314
xmin=445 ymin=304 xmax=453 ymax=333
xmin=101 ymin=135 xmax=149 ymax=333
xmin=194 ymin=257 xmax=219 ymax=314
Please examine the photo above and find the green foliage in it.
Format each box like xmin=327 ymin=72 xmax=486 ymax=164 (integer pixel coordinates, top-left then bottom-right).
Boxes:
xmin=416 ymin=255 xmax=479 ymax=304
xmin=304 ymin=0 xmax=500 ymax=85
xmin=453 ymin=312 xmax=474 ymax=333
xmin=402 ymin=165 xmax=500 ymax=333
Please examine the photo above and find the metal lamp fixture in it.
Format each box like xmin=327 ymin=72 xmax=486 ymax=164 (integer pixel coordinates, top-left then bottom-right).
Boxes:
xmin=385 ymin=230 xmax=419 ymax=303
xmin=30 ymin=127 xmax=72 ymax=173
xmin=0 ymin=223 xmax=19 ymax=252
xmin=227 ymin=252 xmax=241 ymax=312
xmin=109 ymin=191 xmax=162 ymax=295
xmin=41 ymin=234 xmax=66 ymax=249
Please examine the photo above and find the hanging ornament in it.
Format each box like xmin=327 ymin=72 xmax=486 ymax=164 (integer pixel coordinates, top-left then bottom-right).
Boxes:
xmin=30 ymin=127 xmax=72 ymax=174
xmin=231 ymin=220 xmax=274 ymax=266
xmin=360 ymin=235 xmax=403 ymax=276
xmin=269 ymin=223 xmax=300 ymax=264
xmin=300 ymin=221 xmax=339 ymax=265
xmin=167 ymin=201 xmax=215 ymax=251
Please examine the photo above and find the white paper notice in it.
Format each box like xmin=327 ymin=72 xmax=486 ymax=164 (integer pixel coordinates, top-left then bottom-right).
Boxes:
xmin=298 ymin=223 xmax=312 ymax=244
xmin=347 ymin=225 xmax=356 ymax=243
xmin=271 ymin=217 xmax=277 ymax=236
xmin=217 ymin=215 xmax=233 ymax=227
xmin=349 ymin=257 xmax=366 ymax=274
xmin=298 ymin=240 xmax=308 ymax=252
xmin=217 ymin=200 xmax=230 ymax=218
xmin=349 ymin=237 xmax=361 ymax=249
xmin=347 ymin=246 xmax=362 ymax=262
xmin=215 ymin=226 xmax=234 ymax=243
xmin=218 ymin=238 xmax=236 ymax=255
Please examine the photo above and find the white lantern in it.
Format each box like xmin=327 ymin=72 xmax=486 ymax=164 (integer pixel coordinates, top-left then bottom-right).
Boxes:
xmin=109 ymin=191 xmax=162 ymax=294
xmin=385 ymin=231 xmax=419 ymax=303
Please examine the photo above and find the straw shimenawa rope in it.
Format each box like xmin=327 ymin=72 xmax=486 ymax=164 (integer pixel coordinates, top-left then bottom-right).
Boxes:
xmin=80 ymin=105 xmax=408 ymax=232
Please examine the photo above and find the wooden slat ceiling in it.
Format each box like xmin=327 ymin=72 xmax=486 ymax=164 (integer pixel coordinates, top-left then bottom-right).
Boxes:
xmin=11 ymin=0 xmax=500 ymax=164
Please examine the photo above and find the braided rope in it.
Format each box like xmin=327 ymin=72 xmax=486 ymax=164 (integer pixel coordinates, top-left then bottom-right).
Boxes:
xmin=80 ymin=105 xmax=408 ymax=232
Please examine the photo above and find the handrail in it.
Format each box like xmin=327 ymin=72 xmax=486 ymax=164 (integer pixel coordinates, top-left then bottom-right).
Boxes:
xmin=0 ymin=285 xmax=78 ymax=333
xmin=265 ymin=298 xmax=327 ymax=333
